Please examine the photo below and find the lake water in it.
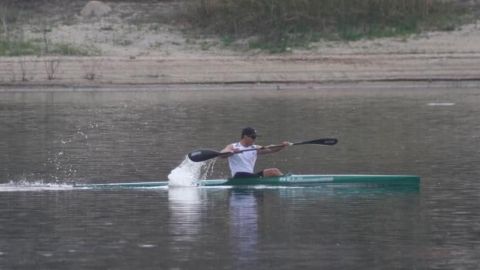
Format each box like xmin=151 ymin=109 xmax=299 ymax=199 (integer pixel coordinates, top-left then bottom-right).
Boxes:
xmin=1 ymin=83 xmax=479 ymax=269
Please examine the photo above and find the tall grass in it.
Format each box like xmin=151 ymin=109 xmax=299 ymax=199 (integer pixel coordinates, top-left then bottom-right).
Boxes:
xmin=188 ymin=0 xmax=469 ymax=52
xmin=0 ymin=39 xmax=101 ymax=56
xmin=0 ymin=39 xmax=40 ymax=56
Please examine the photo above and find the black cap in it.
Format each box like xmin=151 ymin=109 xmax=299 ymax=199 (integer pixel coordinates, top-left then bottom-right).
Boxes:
xmin=241 ymin=127 xmax=257 ymax=138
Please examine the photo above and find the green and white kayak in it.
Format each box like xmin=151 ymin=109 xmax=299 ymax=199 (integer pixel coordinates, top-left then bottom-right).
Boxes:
xmin=74 ymin=174 xmax=420 ymax=189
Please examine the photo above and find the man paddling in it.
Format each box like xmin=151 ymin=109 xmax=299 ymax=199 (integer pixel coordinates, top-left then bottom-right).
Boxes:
xmin=220 ymin=127 xmax=290 ymax=178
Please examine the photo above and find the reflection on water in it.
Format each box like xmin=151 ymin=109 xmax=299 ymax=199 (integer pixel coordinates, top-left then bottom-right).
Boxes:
xmin=1 ymin=84 xmax=480 ymax=269
xmin=168 ymin=187 xmax=202 ymax=242
xmin=229 ymin=190 xmax=259 ymax=268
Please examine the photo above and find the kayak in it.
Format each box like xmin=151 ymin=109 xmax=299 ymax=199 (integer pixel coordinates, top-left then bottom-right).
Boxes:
xmin=73 ymin=174 xmax=420 ymax=189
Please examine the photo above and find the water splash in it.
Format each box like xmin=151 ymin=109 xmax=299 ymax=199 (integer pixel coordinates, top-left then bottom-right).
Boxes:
xmin=168 ymin=156 xmax=216 ymax=187
xmin=0 ymin=180 xmax=73 ymax=192
xmin=46 ymin=126 xmax=93 ymax=182
xmin=47 ymin=150 xmax=77 ymax=182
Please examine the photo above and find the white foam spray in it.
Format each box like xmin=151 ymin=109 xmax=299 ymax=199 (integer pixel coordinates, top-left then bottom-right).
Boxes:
xmin=0 ymin=180 xmax=73 ymax=192
xmin=167 ymin=156 xmax=216 ymax=187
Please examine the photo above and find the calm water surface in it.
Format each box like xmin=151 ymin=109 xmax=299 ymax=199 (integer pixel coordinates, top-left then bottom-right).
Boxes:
xmin=0 ymin=83 xmax=479 ymax=269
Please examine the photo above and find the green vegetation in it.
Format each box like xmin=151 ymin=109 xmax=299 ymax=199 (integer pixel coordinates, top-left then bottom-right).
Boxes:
xmin=0 ymin=2 xmax=101 ymax=57
xmin=188 ymin=0 xmax=471 ymax=52
xmin=0 ymin=39 xmax=101 ymax=57
xmin=0 ymin=39 xmax=40 ymax=56
xmin=49 ymin=42 xmax=101 ymax=56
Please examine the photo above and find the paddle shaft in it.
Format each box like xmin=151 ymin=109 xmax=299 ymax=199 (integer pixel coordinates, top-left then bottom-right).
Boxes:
xmin=188 ymin=138 xmax=337 ymax=162
xmin=217 ymin=143 xmax=283 ymax=157
xmin=222 ymin=138 xmax=337 ymax=155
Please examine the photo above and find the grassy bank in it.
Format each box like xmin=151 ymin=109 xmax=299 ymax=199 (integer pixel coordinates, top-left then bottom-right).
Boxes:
xmin=188 ymin=0 xmax=472 ymax=52
xmin=0 ymin=0 xmax=100 ymax=57
xmin=0 ymin=39 xmax=101 ymax=57
xmin=0 ymin=0 xmax=475 ymax=56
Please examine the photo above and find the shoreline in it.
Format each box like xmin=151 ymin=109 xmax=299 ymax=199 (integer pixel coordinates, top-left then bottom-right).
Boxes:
xmin=1 ymin=77 xmax=479 ymax=93
xmin=1 ymin=52 xmax=480 ymax=90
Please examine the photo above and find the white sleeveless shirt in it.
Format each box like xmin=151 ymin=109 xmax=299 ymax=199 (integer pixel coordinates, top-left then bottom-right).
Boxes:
xmin=228 ymin=142 xmax=258 ymax=177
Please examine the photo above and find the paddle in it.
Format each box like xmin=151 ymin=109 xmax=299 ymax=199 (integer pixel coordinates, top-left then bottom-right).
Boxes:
xmin=188 ymin=138 xmax=337 ymax=162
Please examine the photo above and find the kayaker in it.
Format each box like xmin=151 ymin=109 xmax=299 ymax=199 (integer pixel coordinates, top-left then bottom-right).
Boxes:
xmin=220 ymin=127 xmax=290 ymax=178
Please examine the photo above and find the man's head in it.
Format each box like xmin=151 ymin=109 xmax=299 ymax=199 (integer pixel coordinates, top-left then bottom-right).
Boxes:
xmin=241 ymin=127 xmax=257 ymax=140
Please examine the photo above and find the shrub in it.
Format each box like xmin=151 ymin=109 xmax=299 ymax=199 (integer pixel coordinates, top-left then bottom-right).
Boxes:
xmin=187 ymin=0 xmax=469 ymax=52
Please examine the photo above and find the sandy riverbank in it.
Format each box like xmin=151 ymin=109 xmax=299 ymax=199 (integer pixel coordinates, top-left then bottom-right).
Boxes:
xmin=1 ymin=1 xmax=480 ymax=88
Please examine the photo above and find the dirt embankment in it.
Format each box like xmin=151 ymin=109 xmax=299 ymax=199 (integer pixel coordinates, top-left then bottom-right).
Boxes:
xmin=1 ymin=1 xmax=480 ymax=88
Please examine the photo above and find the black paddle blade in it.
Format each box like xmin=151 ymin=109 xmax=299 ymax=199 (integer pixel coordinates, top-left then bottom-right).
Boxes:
xmin=188 ymin=149 xmax=221 ymax=162
xmin=296 ymin=138 xmax=338 ymax=146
